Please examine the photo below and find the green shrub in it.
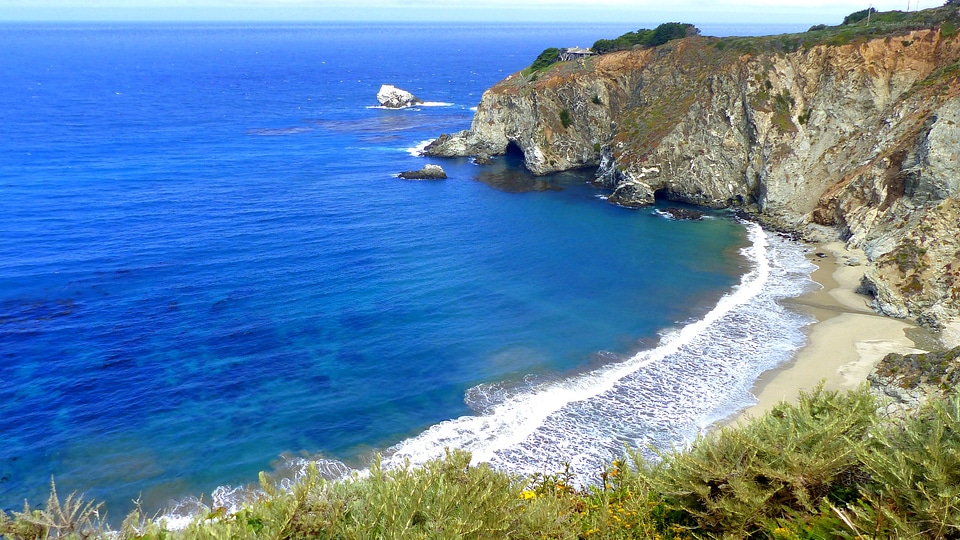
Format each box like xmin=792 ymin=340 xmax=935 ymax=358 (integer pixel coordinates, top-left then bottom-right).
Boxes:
xmin=524 ymin=47 xmax=560 ymax=75
xmin=851 ymin=394 xmax=960 ymax=537
xmin=649 ymin=22 xmax=698 ymax=46
xmin=164 ymin=449 xmax=577 ymax=539
xmin=8 ymin=386 xmax=960 ymax=539
xmin=592 ymin=22 xmax=698 ymax=54
xmin=1 ymin=480 xmax=106 ymax=540
xmin=843 ymin=7 xmax=877 ymax=25
xmin=633 ymin=386 xmax=878 ymax=538
xmin=943 ymin=19 xmax=958 ymax=37
xmin=559 ymin=108 xmax=573 ymax=128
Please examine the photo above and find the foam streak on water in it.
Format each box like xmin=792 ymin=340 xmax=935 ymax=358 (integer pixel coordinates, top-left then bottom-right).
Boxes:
xmin=382 ymin=223 xmax=817 ymax=481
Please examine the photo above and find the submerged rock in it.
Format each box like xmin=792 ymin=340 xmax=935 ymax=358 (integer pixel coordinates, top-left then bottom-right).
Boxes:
xmin=473 ymin=153 xmax=493 ymax=166
xmin=660 ymin=207 xmax=705 ymax=220
xmin=377 ymin=84 xmax=424 ymax=108
xmin=399 ymin=164 xmax=447 ymax=180
xmin=475 ymin=168 xmax=561 ymax=193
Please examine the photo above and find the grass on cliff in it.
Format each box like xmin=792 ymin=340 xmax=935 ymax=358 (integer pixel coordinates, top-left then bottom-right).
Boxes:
xmin=713 ymin=3 xmax=960 ymax=55
xmin=521 ymin=22 xmax=698 ymax=76
xmin=4 ymin=384 xmax=960 ymax=539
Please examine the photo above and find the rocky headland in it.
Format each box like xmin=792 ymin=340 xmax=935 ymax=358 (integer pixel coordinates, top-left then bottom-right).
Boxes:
xmin=425 ymin=6 xmax=960 ymax=330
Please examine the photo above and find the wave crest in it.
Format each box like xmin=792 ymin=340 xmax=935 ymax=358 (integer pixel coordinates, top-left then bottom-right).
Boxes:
xmin=380 ymin=223 xmax=815 ymax=483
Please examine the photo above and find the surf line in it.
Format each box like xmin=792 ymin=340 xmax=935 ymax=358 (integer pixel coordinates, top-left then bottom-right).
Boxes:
xmin=383 ymin=220 xmax=770 ymax=468
xmin=159 ymin=221 xmax=770 ymax=529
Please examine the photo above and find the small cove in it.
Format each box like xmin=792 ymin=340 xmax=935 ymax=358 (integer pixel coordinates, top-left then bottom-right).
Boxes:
xmin=0 ymin=22 xmax=813 ymax=517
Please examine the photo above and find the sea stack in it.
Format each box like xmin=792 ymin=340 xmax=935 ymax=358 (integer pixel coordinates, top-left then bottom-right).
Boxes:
xmin=377 ymin=84 xmax=424 ymax=108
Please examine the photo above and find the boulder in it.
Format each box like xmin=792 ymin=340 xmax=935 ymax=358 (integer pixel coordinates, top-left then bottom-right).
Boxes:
xmin=473 ymin=153 xmax=493 ymax=165
xmin=399 ymin=164 xmax=447 ymax=180
xmin=377 ymin=84 xmax=423 ymax=108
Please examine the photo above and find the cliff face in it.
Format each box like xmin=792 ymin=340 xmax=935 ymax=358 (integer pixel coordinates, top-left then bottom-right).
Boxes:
xmin=426 ymin=21 xmax=960 ymax=328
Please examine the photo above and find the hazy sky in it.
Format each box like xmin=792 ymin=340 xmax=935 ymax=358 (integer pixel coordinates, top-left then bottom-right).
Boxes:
xmin=0 ymin=0 xmax=939 ymax=24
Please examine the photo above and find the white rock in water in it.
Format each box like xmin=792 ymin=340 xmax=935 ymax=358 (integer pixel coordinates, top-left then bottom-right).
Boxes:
xmin=377 ymin=84 xmax=424 ymax=108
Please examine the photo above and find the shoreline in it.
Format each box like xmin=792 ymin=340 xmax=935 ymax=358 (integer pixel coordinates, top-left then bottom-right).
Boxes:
xmin=733 ymin=240 xmax=935 ymax=424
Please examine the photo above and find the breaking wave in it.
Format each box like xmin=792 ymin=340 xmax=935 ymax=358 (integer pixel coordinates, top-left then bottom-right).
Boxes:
xmin=380 ymin=222 xmax=816 ymax=481
xmin=160 ymin=222 xmax=817 ymax=527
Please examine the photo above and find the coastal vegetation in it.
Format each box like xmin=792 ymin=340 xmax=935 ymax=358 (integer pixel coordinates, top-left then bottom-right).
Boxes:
xmin=713 ymin=2 xmax=960 ymax=54
xmin=522 ymin=47 xmax=562 ymax=76
xmin=522 ymin=22 xmax=697 ymax=75
xmin=522 ymin=4 xmax=960 ymax=81
xmin=3 ymin=384 xmax=960 ymax=539
xmin=591 ymin=23 xmax=699 ymax=54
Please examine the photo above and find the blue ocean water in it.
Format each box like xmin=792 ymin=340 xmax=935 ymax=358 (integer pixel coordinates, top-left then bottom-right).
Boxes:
xmin=0 ymin=22 xmax=815 ymax=517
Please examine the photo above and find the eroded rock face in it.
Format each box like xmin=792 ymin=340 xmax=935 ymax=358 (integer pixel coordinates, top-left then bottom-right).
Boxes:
xmin=377 ymin=84 xmax=424 ymax=108
xmin=869 ymin=347 xmax=960 ymax=417
xmin=425 ymin=25 xmax=960 ymax=326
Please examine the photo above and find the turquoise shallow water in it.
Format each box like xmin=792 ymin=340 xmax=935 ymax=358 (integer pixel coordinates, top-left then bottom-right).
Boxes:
xmin=0 ymin=22 xmax=815 ymax=516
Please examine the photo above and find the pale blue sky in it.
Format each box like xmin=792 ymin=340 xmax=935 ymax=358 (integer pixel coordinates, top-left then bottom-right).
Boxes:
xmin=0 ymin=0 xmax=938 ymax=23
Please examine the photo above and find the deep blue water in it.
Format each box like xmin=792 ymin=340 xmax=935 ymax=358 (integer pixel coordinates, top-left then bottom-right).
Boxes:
xmin=0 ymin=23 xmax=815 ymax=517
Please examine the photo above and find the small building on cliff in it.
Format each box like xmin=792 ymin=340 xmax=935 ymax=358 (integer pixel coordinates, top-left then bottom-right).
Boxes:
xmin=558 ymin=47 xmax=595 ymax=62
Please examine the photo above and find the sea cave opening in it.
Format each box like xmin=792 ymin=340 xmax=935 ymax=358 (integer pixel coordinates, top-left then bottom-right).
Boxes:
xmin=474 ymin=141 xmax=561 ymax=193
xmin=653 ymin=187 xmax=683 ymax=204
xmin=504 ymin=141 xmax=527 ymax=170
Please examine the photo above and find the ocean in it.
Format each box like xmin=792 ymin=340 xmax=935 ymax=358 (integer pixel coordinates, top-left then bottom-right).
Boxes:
xmin=0 ymin=22 xmax=816 ymax=517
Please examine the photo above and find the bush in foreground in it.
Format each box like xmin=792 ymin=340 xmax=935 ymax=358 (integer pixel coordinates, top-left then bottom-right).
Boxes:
xmin=4 ymin=386 xmax=960 ymax=539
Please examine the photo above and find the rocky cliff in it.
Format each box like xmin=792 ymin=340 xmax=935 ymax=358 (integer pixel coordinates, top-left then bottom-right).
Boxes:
xmin=426 ymin=9 xmax=960 ymax=329
xmin=870 ymin=346 xmax=960 ymax=417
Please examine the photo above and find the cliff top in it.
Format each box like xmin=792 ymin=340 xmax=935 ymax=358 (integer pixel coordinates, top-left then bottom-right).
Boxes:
xmin=716 ymin=3 xmax=960 ymax=54
xmin=521 ymin=4 xmax=960 ymax=79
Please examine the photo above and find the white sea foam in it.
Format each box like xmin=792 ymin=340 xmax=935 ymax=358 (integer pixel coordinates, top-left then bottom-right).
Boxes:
xmin=380 ymin=223 xmax=817 ymax=482
xmin=652 ymin=209 xmax=718 ymax=221
xmin=160 ymin=223 xmax=817 ymax=527
xmin=158 ymin=458 xmax=353 ymax=530
xmin=365 ymin=102 xmax=453 ymax=110
xmin=406 ymin=139 xmax=435 ymax=157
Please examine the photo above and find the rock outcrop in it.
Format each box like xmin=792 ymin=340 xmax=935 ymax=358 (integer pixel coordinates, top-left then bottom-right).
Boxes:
xmin=399 ymin=164 xmax=447 ymax=180
xmin=659 ymin=207 xmax=705 ymax=221
xmin=377 ymin=84 xmax=424 ymax=108
xmin=425 ymin=9 xmax=960 ymax=328
xmin=869 ymin=346 xmax=960 ymax=417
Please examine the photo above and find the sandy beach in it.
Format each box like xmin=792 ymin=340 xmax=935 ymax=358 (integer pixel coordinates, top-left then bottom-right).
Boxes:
xmin=735 ymin=241 xmax=936 ymax=422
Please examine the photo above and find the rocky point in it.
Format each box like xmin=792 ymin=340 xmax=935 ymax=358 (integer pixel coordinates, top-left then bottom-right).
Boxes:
xmin=425 ymin=7 xmax=960 ymax=329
